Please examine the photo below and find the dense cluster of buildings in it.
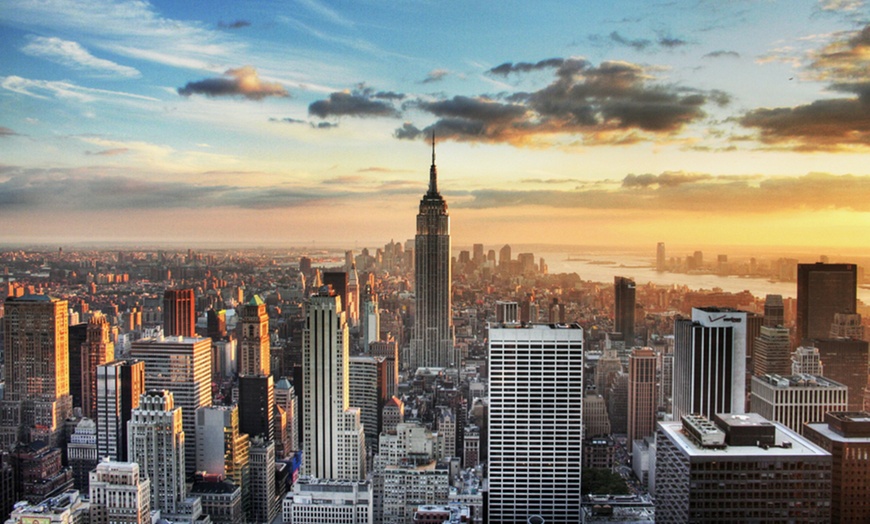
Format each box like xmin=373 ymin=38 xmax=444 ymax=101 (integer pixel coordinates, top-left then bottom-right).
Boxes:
xmin=0 ymin=151 xmax=869 ymax=523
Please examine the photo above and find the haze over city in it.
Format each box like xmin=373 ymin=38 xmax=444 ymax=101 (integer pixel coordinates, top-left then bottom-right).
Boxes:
xmin=2 ymin=1 xmax=870 ymax=248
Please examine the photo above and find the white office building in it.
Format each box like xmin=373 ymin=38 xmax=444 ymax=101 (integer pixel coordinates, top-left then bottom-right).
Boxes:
xmin=487 ymin=323 xmax=584 ymax=524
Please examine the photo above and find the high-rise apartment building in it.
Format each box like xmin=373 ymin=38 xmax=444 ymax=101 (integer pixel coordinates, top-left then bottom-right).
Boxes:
xmin=163 ymin=288 xmax=196 ymax=337
xmin=487 ymin=323 xmax=584 ymax=524
xmin=410 ymin=142 xmax=455 ymax=371
xmin=302 ymin=288 xmax=366 ymax=481
xmin=89 ymin=460 xmax=151 ymax=524
xmin=764 ymin=294 xmax=785 ymax=327
xmin=349 ymin=355 xmax=389 ymax=451
xmin=656 ymin=242 xmax=666 ymax=272
xmin=753 ymin=325 xmax=792 ymax=376
xmin=81 ymin=313 xmax=114 ymax=418
xmin=614 ymin=276 xmax=636 ymax=344
xmin=239 ymin=295 xmax=270 ymax=376
xmin=67 ymin=418 xmax=98 ymax=493
xmin=128 ymin=390 xmax=186 ymax=515
xmin=813 ymin=338 xmax=869 ymax=411
xmin=96 ymin=359 xmax=145 ymax=462
xmin=797 ymin=263 xmax=857 ymax=342
xmin=656 ymin=413 xmax=831 ymax=523
xmin=1 ymin=294 xmax=73 ymax=448
xmin=750 ymin=373 xmax=848 ymax=435
xmin=248 ymin=436 xmax=277 ymax=524
xmin=805 ymin=412 xmax=870 ymax=523
xmin=672 ymin=307 xmax=751 ymax=421
xmin=130 ymin=336 xmax=212 ymax=475
xmin=627 ymin=348 xmax=656 ymax=451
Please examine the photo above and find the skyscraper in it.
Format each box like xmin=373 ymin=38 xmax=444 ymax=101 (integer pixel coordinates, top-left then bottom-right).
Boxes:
xmin=89 ymin=460 xmax=151 ymax=524
xmin=81 ymin=313 xmax=114 ymax=419
xmin=656 ymin=242 xmax=666 ymax=272
xmin=627 ymin=348 xmax=656 ymax=451
xmin=763 ymin=294 xmax=785 ymax=328
xmin=753 ymin=325 xmax=791 ymax=376
xmin=797 ymin=262 xmax=857 ymax=343
xmin=1 ymin=294 xmax=73 ymax=448
xmin=128 ymin=390 xmax=186 ymax=515
xmin=410 ymin=140 xmax=454 ymax=371
xmin=614 ymin=276 xmax=636 ymax=344
xmin=487 ymin=323 xmax=584 ymax=523
xmin=239 ymin=295 xmax=270 ymax=376
xmin=672 ymin=307 xmax=751 ymax=421
xmin=131 ymin=335 xmax=212 ymax=475
xmin=96 ymin=359 xmax=145 ymax=462
xmin=302 ymin=288 xmax=366 ymax=481
xmin=163 ymin=288 xmax=196 ymax=338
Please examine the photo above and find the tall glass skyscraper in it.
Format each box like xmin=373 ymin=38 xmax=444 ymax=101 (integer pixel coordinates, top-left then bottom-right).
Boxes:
xmin=410 ymin=140 xmax=455 ymax=371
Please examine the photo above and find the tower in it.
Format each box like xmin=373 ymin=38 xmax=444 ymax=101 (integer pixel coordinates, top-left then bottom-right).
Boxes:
xmin=128 ymin=390 xmax=186 ymax=515
xmin=672 ymin=307 xmax=751 ymax=421
xmin=410 ymin=137 xmax=455 ymax=371
xmin=302 ymin=288 xmax=366 ymax=480
xmin=81 ymin=312 xmax=114 ymax=419
xmin=239 ymin=295 xmax=270 ymax=376
xmin=753 ymin=325 xmax=792 ymax=376
xmin=163 ymin=288 xmax=196 ymax=337
xmin=656 ymin=242 xmax=666 ymax=272
xmin=627 ymin=348 xmax=657 ymax=451
xmin=763 ymin=294 xmax=784 ymax=328
xmin=130 ymin=336 xmax=212 ymax=476
xmin=614 ymin=276 xmax=636 ymax=344
xmin=487 ymin=323 xmax=584 ymax=523
xmin=797 ymin=263 xmax=857 ymax=343
xmin=0 ymin=294 xmax=73 ymax=448
xmin=96 ymin=359 xmax=145 ymax=462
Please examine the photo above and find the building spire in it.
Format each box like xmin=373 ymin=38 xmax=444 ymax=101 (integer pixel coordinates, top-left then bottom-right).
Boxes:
xmin=428 ymin=130 xmax=438 ymax=195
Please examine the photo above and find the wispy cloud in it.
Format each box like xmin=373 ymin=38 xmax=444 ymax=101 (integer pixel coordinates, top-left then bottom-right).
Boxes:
xmin=421 ymin=69 xmax=450 ymax=83
xmin=704 ymin=50 xmax=741 ymax=59
xmin=21 ymin=36 xmax=140 ymax=78
xmin=309 ymin=86 xmax=401 ymax=118
xmin=178 ymin=66 xmax=289 ymax=100
xmin=0 ymin=75 xmax=159 ymax=102
xmin=218 ymin=20 xmax=251 ymax=30
xmin=0 ymin=127 xmax=19 ymax=138
xmin=456 ymin=172 xmax=870 ymax=214
xmin=296 ymin=0 xmax=354 ymax=28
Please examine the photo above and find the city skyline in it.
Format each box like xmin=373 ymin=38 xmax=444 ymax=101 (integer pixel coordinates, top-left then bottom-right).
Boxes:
xmin=2 ymin=1 xmax=870 ymax=249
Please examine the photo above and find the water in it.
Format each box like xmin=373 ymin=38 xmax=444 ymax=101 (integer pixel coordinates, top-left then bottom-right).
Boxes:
xmin=542 ymin=252 xmax=870 ymax=303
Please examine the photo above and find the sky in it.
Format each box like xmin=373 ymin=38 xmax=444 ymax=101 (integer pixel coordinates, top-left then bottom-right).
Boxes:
xmin=2 ymin=0 xmax=870 ymax=252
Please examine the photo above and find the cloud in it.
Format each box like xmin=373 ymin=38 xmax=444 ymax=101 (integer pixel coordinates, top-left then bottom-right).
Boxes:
xmin=177 ymin=66 xmax=289 ymax=100
xmin=421 ymin=69 xmax=449 ymax=83
xmin=21 ymin=36 xmax=140 ymax=78
xmin=489 ymin=58 xmax=568 ymax=76
xmin=609 ymin=31 xmax=652 ymax=51
xmin=219 ymin=20 xmax=251 ymax=29
xmin=455 ymin=172 xmax=870 ymax=214
xmin=86 ymin=148 xmax=130 ymax=156
xmin=738 ymin=25 xmax=870 ymax=150
xmin=397 ymin=58 xmax=723 ymax=145
xmin=357 ymin=166 xmax=412 ymax=173
xmin=269 ymin=117 xmax=307 ymax=124
xmin=309 ymin=89 xmax=400 ymax=118
xmin=373 ymin=91 xmax=405 ymax=101
xmin=1 ymin=75 xmax=159 ymax=102
xmin=658 ymin=36 xmax=688 ymax=48
xmin=312 ymin=121 xmax=339 ymax=129
xmin=818 ymin=0 xmax=865 ymax=11
xmin=704 ymin=50 xmax=741 ymax=59
xmin=0 ymin=127 xmax=19 ymax=138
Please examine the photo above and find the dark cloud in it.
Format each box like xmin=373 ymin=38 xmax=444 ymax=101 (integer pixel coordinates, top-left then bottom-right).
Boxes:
xmin=312 ymin=121 xmax=339 ymax=129
xmin=488 ymin=58 xmax=566 ymax=76
xmin=373 ymin=91 xmax=405 ymax=101
xmin=658 ymin=36 xmax=687 ymax=48
xmin=609 ymin=31 xmax=652 ymax=51
xmin=309 ymin=90 xmax=400 ymax=118
xmin=703 ymin=50 xmax=740 ymax=59
xmin=177 ymin=66 xmax=288 ymax=100
xmin=0 ymin=127 xmax=18 ymax=137
xmin=421 ymin=70 xmax=449 ymax=83
xmin=219 ymin=20 xmax=251 ymax=29
xmin=269 ymin=117 xmax=306 ymax=124
xmin=398 ymin=59 xmax=719 ymax=145
xmin=738 ymin=26 xmax=870 ymax=150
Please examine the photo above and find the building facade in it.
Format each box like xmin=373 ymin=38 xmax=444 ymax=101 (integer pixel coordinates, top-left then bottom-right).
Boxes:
xmin=487 ymin=323 xmax=584 ymax=524
xmin=96 ymin=359 xmax=145 ymax=462
xmin=627 ymin=348 xmax=657 ymax=451
xmin=750 ymin=374 xmax=848 ymax=435
xmin=797 ymin=263 xmax=857 ymax=342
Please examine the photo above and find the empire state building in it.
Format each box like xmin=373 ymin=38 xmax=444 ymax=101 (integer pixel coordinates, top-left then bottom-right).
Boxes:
xmin=410 ymin=140 xmax=455 ymax=371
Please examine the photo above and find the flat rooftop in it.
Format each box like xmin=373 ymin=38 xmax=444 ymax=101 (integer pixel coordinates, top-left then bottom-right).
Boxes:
xmin=658 ymin=418 xmax=829 ymax=459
